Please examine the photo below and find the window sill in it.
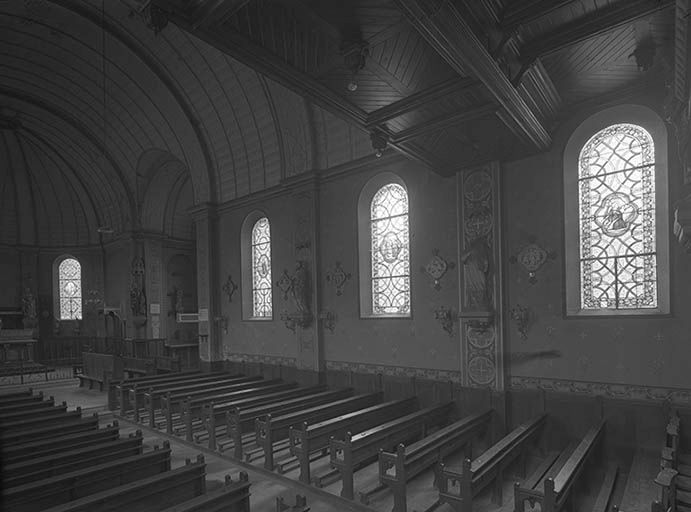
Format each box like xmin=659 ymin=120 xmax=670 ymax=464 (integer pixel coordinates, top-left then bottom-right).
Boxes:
xmin=565 ymin=308 xmax=671 ymax=319
xmin=359 ymin=313 xmax=412 ymax=320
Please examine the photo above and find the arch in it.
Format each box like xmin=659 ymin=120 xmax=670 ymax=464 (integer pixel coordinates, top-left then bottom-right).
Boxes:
xmin=357 ymin=172 xmax=411 ymax=317
xmin=563 ymin=104 xmax=670 ymax=316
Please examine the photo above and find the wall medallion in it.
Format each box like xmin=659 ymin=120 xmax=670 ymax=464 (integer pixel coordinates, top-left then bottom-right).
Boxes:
xmin=433 ymin=306 xmax=455 ymax=336
xmin=276 ymin=270 xmax=293 ymax=300
xmin=421 ymin=249 xmax=455 ymax=290
xmin=222 ymin=275 xmax=238 ymax=303
xmin=326 ymin=261 xmax=351 ymax=296
xmin=510 ymin=236 xmax=556 ymax=284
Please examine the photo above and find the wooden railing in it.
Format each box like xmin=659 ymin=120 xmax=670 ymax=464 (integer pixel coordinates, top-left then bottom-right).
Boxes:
xmin=35 ymin=337 xmax=169 ymax=364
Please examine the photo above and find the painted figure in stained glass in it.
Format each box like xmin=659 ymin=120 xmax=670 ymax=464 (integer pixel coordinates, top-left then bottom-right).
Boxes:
xmin=578 ymin=123 xmax=657 ymax=310
xmin=252 ymin=217 xmax=273 ymax=317
xmin=58 ymin=258 xmax=82 ymax=320
xmin=370 ymin=183 xmax=410 ymax=315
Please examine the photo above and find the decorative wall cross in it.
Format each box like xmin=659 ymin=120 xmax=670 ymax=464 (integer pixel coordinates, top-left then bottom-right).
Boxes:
xmin=222 ymin=275 xmax=238 ymax=303
xmin=421 ymin=249 xmax=455 ymax=290
xmin=510 ymin=236 xmax=556 ymax=284
xmin=326 ymin=261 xmax=351 ymax=296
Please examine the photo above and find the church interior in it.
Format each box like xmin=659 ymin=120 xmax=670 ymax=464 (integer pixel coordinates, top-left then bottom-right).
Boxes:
xmin=1 ymin=0 xmax=691 ymax=511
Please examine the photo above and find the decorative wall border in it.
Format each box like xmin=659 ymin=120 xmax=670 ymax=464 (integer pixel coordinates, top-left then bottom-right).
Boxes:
xmin=326 ymin=360 xmax=462 ymax=383
xmin=511 ymin=376 xmax=691 ymax=405
xmin=224 ymin=353 xmax=297 ymax=367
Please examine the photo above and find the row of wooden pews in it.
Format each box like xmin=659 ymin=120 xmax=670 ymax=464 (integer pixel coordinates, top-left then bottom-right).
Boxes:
xmin=1 ymin=388 xmax=252 ymax=512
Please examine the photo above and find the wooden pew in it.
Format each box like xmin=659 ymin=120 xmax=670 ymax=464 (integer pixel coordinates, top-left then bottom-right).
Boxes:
xmin=126 ymin=372 xmax=246 ymax=421
xmin=437 ymin=414 xmax=547 ymax=511
xmin=109 ymin=370 xmax=205 ymax=410
xmin=256 ymin=392 xmax=383 ymax=470
xmin=159 ymin=378 xmax=288 ymax=433
xmin=374 ymin=409 xmax=493 ymax=512
xmin=289 ymin=397 xmax=419 ymax=483
xmin=513 ymin=421 xmax=606 ymax=512
xmin=159 ymin=472 xmax=251 ymax=512
xmin=2 ymin=421 xmax=121 ymax=465
xmin=3 ymin=430 xmax=144 ymax=488
xmin=0 ymin=389 xmax=44 ymax=406
xmin=0 ymin=406 xmax=85 ymax=432
xmin=0 ymin=400 xmax=67 ymax=422
xmin=39 ymin=455 xmax=208 ymax=512
xmin=0 ymin=412 xmax=100 ymax=444
xmin=0 ymin=387 xmax=34 ymax=400
xmin=3 ymin=441 xmax=172 ymax=511
xmin=655 ymin=411 xmax=684 ymax=512
xmin=276 ymin=494 xmax=310 ymax=512
xmin=328 ymin=402 xmax=453 ymax=499
xmin=183 ymin=382 xmax=314 ymax=441
xmin=0 ymin=394 xmax=55 ymax=414
xmin=225 ymin=388 xmax=355 ymax=456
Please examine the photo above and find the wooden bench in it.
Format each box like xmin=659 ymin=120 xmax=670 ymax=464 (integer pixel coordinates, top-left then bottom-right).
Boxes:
xmin=159 ymin=378 xmax=285 ymax=433
xmin=0 ymin=387 xmax=34 ymax=401
xmin=39 ymin=454 xmax=208 ymax=512
xmin=276 ymin=494 xmax=309 ymax=512
xmin=256 ymin=392 xmax=383 ymax=470
xmin=3 ymin=430 xmax=144 ymax=488
xmin=144 ymin=375 xmax=263 ymax=428
xmin=374 ymin=409 xmax=493 ymax=512
xmin=0 ymin=389 xmax=44 ymax=406
xmin=159 ymin=472 xmax=251 ymax=512
xmin=225 ymin=388 xmax=354 ymax=456
xmin=437 ymin=414 xmax=547 ymax=511
xmin=0 ymin=395 xmax=57 ymax=415
xmin=109 ymin=370 xmax=206 ymax=410
xmin=288 ymin=397 xmax=418 ymax=483
xmin=655 ymin=411 xmax=690 ymax=512
xmin=3 ymin=441 xmax=172 ymax=511
xmin=78 ymin=373 xmax=105 ymax=391
xmin=513 ymin=421 xmax=606 ymax=512
xmin=328 ymin=402 xmax=453 ymax=499
xmin=2 ymin=422 xmax=121 ymax=465
xmin=0 ymin=401 xmax=69 ymax=424
xmin=182 ymin=382 xmax=309 ymax=440
xmin=127 ymin=373 xmax=247 ymax=422
xmin=0 ymin=406 xmax=85 ymax=433
xmin=1 ymin=412 xmax=100 ymax=444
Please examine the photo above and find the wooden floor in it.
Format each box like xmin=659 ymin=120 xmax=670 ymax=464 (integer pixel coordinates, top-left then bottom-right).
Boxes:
xmin=2 ymin=378 xmax=658 ymax=512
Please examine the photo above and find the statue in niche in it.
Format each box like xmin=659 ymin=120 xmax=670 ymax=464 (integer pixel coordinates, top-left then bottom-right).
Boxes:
xmin=22 ymin=288 xmax=37 ymax=321
xmin=461 ymin=235 xmax=492 ymax=310
xmin=129 ymin=257 xmax=147 ymax=317
xmin=291 ymin=260 xmax=310 ymax=315
xmin=175 ymin=287 xmax=184 ymax=314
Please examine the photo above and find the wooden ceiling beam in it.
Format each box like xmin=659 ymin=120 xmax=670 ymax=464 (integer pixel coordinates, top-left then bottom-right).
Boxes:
xmin=392 ymin=103 xmax=497 ymax=144
xmin=394 ymin=0 xmax=551 ymax=150
xmin=500 ymin=0 xmax=576 ymax=30
xmin=366 ymin=77 xmax=477 ymax=128
xmin=520 ymin=0 xmax=674 ymax=61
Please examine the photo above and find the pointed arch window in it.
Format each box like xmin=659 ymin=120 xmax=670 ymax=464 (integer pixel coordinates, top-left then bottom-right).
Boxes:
xmin=359 ymin=176 xmax=411 ymax=317
xmin=564 ymin=106 xmax=669 ymax=316
xmin=58 ymin=258 xmax=82 ymax=320
xmin=251 ymin=217 xmax=272 ymax=318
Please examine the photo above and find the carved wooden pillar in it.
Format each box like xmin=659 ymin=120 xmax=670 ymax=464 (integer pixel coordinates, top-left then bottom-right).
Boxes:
xmin=457 ymin=162 xmax=505 ymax=390
xmin=191 ymin=203 xmax=220 ymax=366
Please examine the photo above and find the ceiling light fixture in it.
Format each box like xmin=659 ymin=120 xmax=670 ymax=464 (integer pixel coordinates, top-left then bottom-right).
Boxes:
xmin=370 ymin=130 xmax=388 ymax=158
xmin=342 ymin=40 xmax=368 ymax=93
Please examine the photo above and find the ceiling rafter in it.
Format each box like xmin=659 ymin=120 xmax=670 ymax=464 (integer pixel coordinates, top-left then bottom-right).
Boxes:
xmin=391 ymin=103 xmax=496 ymax=144
xmin=394 ymin=0 xmax=551 ymax=150
xmin=366 ymin=76 xmax=477 ymax=128
xmin=520 ymin=0 xmax=674 ymax=63
xmin=500 ymin=0 xmax=576 ymax=30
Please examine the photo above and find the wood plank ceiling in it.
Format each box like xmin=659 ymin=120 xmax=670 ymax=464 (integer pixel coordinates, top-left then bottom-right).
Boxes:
xmin=148 ymin=0 xmax=676 ymax=174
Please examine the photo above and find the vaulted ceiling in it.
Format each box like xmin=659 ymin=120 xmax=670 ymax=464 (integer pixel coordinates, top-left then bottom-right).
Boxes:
xmin=0 ymin=0 xmax=685 ymax=247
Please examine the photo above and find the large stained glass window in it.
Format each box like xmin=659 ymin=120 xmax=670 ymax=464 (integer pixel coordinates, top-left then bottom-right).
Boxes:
xmin=59 ymin=258 xmax=82 ymax=320
xmin=251 ymin=217 xmax=272 ymax=317
xmin=370 ymin=183 xmax=410 ymax=315
xmin=578 ymin=123 xmax=657 ymax=310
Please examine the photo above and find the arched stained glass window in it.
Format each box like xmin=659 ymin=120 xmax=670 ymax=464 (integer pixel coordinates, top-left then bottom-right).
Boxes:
xmin=251 ymin=217 xmax=272 ymax=318
xmin=370 ymin=183 xmax=410 ymax=315
xmin=58 ymin=258 xmax=82 ymax=320
xmin=578 ymin=123 xmax=657 ymax=310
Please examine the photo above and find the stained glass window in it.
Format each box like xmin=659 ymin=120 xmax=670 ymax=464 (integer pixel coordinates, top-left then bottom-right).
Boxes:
xmin=370 ymin=183 xmax=410 ymax=315
xmin=251 ymin=217 xmax=272 ymax=317
xmin=59 ymin=258 xmax=82 ymax=320
xmin=578 ymin=123 xmax=657 ymax=310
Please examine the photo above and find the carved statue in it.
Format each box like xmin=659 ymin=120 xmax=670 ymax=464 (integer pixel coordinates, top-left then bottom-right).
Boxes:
xmin=22 ymin=288 xmax=37 ymax=320
xmin=291 ymin=261 xmax=310 ymax=315
xmin=129 ymin=257 xmax=147 ymax=317
xmin=461 ymin=236 xmax=491 ymax=309
xmin=175 ymin=287 xmax=184 ymax=314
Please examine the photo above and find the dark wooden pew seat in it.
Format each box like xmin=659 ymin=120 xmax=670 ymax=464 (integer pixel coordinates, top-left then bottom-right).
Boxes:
xmin=159 ymin=472 xmax=251 ymax=512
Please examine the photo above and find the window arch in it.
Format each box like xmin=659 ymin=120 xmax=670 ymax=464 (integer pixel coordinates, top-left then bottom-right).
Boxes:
xmin=241 ymin=212 xmax=273 ymax=320
xmin=56 ymin=257 xmax=82 ymax=320
xmin=564 ymin=105 xmax=670 ymax=316
xmin=358 ymin=173 xmax=411 ymax=317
